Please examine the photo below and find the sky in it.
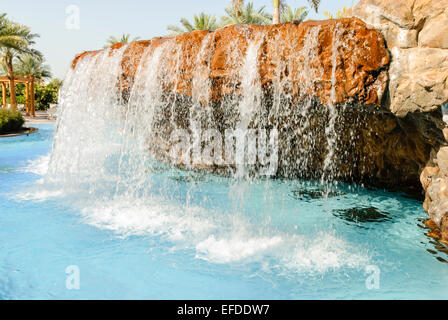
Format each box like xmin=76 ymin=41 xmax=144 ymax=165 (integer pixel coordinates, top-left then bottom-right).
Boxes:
xmin=2 ymin=0 xmax=358 ymax=79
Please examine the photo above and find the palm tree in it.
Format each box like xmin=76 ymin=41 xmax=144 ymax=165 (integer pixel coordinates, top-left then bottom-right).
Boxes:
xmin=273 ymin=0 xmax=281 ymax=24
xmin=14 ymin=55 xmax=52 ymax=80
xmin=0 ymin=14 xmax=42 ymax=109
xmin=167 ymin=13 xmax=219 ymax=36
xmin=0 ymin=61 xmax=6 ymax=76
xmin=104 ymin=34 xmax=140 ymax=48
xmin=307 ymin=0 xmax=320 ymax=13
xmin=231 ymin=0 xmax=244 ymax=17
xmin=324 ymin=2 xmax=354 ymax=19
xmin=281 ymin=6 xmax=308 ymax=23
xmin=221 ymin=2 xmax=272 ymax=26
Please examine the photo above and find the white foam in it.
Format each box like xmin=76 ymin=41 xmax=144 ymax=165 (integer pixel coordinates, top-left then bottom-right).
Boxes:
xmin=196 ymin=235 xmax=284 ymax=264
xmin=195 ymin=231 xmax=369 ymax=274
xmin=80 ymin=196 xmax=217 ymax=242
xmin=280 ymin=233 xmax=370 ymax=274
xmin=21 ymin=154 xmax=50 ymax=176
xmin=14 ymin=189 xmax=64 ymax=202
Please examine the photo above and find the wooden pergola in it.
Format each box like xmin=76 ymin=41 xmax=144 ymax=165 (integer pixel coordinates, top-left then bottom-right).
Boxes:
xmin=0 ymin=75 xmax=37 ymax=117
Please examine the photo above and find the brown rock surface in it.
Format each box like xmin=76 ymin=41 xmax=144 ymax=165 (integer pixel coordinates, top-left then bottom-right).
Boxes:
xmin=437 ymin=147 xmax=448 ymax=175
xmin=418 ymin=10 xmax=448 ymax=48
xmin=441 ymin=214 xmax=448 ymax=240
xmin=413 ymin=0 xmax=447 ymax=25
xmin=421 ymin=155 xmax=448 ymax=240
xmin=354 ymin=0 xmax=448 ymax=117
xmin=73 ymin=18 xmax=390 ymax=107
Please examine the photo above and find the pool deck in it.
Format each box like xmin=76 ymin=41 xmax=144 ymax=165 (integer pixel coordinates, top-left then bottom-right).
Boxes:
xmin=24 ymin=111 xmax=56 ymax=124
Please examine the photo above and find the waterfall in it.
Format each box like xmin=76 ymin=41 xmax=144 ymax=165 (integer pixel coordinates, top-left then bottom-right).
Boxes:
xmin=236 ymin=36 xmax=264 ymax=130
xmin=116 ymin=43 xmax=170 ymax=197
xmin=36 ymin=26 xmax=371 ymax=275
xmin=321 ymin=23 xmax=343 ymax=190
xmin=46 ymin=24 xmax=368 ymax=201
xmin=48 ymin=47 xmax=127 ymax=195
xmin=46 ymin=21 xmax=373 ymax=199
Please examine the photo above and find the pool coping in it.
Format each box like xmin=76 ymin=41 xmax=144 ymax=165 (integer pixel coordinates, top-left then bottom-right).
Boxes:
xmin=0 ymin=127 xmax=39 ymax=138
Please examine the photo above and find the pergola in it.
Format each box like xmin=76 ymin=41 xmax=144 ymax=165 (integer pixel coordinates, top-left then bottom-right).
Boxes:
xmin=0 ymin=74 xmax=37 ymax=117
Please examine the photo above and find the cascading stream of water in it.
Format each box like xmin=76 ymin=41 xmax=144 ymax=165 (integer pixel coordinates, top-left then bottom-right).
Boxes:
xmin=48 ymin=47 xmax=127 ymax=196
xmin=36 ymin=27 xmax=371 ymax=276
xmin=116 ymin=42 xmax=171 ymax=198
xmin=190 ymin=34 xmax=213 ymax=169
xmin=274 ymin=26 xmax=323 ymax=178
xmin=321 ymin=23 xmax=342 ymax=187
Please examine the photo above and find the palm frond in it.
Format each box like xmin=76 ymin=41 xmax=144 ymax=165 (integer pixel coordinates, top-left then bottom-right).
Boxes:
xmin=281 ymin=6 xmax=308 ymax=23
xmin=307 ymin=0 xmax=320 ymax=13
xmin=14 ymin=55 xmax=52 ymax=79
xmin=104 ymin=34 xmax=140 ymax=48
xmin=220 ymin=2 xmax=272 ymax=27
xmin=0 ymin=14 xmax=42 ymax=76
xmin=231 ymin=0 xmax=244 ymax=16
xmin=167 ymin=13 xmax=218 ymax=36
xmin=323 ymin=2 xmax=354 ymax=20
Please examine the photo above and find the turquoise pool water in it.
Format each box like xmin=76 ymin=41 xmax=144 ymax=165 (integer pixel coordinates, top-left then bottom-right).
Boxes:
xmin=1 ymin=123 xmax=448 ymax=299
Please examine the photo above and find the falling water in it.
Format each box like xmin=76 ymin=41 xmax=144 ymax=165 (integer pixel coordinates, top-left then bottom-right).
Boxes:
xmin=48 ymin=47 xmax=126 ymax=194
xmin=319 ymin=23 xmax=344 ymax=195
xmin=36 ymin=27 xmax=372 ymax=276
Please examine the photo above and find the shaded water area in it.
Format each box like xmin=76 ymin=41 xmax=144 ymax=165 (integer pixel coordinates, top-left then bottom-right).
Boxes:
xmin=1 ymin=25 xmax=448 ymax=299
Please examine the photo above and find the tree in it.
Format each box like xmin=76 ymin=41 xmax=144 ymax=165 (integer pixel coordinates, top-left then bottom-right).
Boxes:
xmin=273 ymin=0 xmax=281 ymax=24
xmin=0 ymin=14 xmax=42 ymax=109
xmin=323 ymin=3 xmax=354 ymax=19
xmin=167 ymin=13 xmax=219 ymax=36
xmin=275 ymin=1 xmax=313 ymax=24
xmin=34 ymin=79 xmax=61 ymax=110
xmin=14 ymin=55 xmax=52 ymax=80
xmin=104 ymin=34 xmax=140 ymax=48
xmin=231 ymin=0 xmax=244 ymax=17
xmin=307 ymin=0 xmax=320 ymax=13
xmin=0 ymin=61 xmax=6 ymax=75
xmin=281 ymin=6 xmax=308 ymax=23
xmin=220 ymin=2 xmax=272 ymax=26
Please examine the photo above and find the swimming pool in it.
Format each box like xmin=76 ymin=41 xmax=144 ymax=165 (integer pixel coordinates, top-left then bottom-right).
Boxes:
xmin=0 ymin=123 xmax=447 ymax=299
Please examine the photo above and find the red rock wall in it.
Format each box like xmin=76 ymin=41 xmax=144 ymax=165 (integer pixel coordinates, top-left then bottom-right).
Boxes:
xmin=72 ymin=18 xmax=390 ymax=107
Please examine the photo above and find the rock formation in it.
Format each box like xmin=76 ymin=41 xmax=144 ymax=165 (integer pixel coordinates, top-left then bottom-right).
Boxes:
xmin=74 ymin=19 xmax=418 ymax=187
xmin=354 ymin=0 xmax=448 ymax=241
xmin=71 ymin=0 xmax=448 ymax=241
xmin=353 ymin=0 xmax=448 ymax=117
xmin=74 ymin=19 xmax=390 ymax=106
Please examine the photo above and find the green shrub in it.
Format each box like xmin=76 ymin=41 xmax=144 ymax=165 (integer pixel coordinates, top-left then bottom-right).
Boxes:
xmin=15 ymin=84 xmax=26 ymax=105
xmin=35 ymin=80 xmax=61 ymax=110
xmin=4 ymin=80 xmax=61 ymax=111
xmin=0 ymin=109 xmax=25 ymax=134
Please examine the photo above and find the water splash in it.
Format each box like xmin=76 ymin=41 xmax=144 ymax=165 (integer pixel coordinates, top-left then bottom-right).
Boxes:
xmin=31 ymin=28 xmax=373 ymax=276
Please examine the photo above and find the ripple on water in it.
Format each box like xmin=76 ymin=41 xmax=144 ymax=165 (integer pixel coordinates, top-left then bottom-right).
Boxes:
xmin=290 ymin=187 xmax=346 ymax=201
xmin=332 ymin=206 xmax=392 ymax=225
